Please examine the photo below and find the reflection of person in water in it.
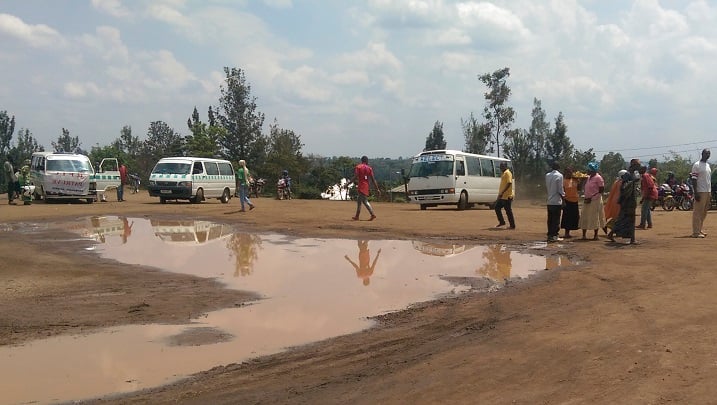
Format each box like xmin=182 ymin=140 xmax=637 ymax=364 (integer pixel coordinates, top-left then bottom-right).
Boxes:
xmin=121 ymin=217 xmax=134 ymax=244
xmin=476 ymin=244 xmax=512 ymax=281
xmin=344 ymin=240 xmax=382 ymax=286
xmin=228 ymin=233 xmax=262 ymax=277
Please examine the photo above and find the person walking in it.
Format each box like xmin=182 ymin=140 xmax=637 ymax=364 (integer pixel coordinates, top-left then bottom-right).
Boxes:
xmin=690 ymin=148 xmax=711 ymax=238
xmin=608 ymin=159 xmax=642 ymax=244
xmin=4 ymin=157 xmax=20 ymax=205
xmin=578 ymin=162 xmax=605 ymax=240
xmin=561 ymin=166 xmax=580 ymax=238
xmin=546 ymin=162 xmax=565 ymax=242
xmin=638 ymin=165 xmax=658 ymax=229
xmin=236 ymin=159 xmax=255 ymax=212
xmin=494 ymin=161 xmax=515 ymax=229
xmin=604 ymin=169 xmax=628 ymax=234
xmin=117 ymin=162 xmax=127 ymax=202
xmin=352 ymin=156 xmax=380 ymax=220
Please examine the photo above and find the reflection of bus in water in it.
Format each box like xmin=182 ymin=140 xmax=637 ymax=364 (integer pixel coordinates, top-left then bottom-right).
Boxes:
xmin=150 ymin=219 xmax=233 ymax=244
xmin=64 ymin=216 xmax=128 ymax=244
xmin=411 ymin=241 xmax=473 ymax=257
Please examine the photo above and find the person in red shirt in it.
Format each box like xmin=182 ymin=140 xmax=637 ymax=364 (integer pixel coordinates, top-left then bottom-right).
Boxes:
xmin=351 ymin=156 xmax=381 ymax=220
xmin=117 ymin=163 xmax=127 ymax=202
xmin=638 ymin=165 xmax=658 ymax=229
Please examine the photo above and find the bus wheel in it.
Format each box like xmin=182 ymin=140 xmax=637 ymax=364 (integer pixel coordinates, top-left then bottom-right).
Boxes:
xmin=457 ymin=192 xmax=468 ymax=210
xmin=420 ymin=204 xmax=427 ymax=211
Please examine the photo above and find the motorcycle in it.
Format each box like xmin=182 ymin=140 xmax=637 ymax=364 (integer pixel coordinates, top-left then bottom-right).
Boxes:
xmin=276 ymin=177 xmax=291 ymax=200
xmin=668 ymin=183 xmax=694 ymax=211
xmin=652 ymin=183 xmax=675 ymax=211
xmin=250 ymin=177 xmax=266 ymax=198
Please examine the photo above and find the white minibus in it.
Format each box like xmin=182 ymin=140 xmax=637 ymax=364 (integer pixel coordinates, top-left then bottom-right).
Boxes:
xmin=30 ymin=152 xmax=120 ymax=203
xmin=406 ymin=149 xmax=514 ymax=210
xmin=147 ymin=157 xmax=235 ymax=204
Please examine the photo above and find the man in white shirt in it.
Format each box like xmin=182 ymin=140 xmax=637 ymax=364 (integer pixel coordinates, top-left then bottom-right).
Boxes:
xmin=690 ymin=148 xmax=711 ymax=238
xmin=545 ymin=162 xmax=565 ymax=242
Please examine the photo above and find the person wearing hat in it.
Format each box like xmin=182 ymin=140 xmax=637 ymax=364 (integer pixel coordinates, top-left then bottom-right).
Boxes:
xmin=638 ymin=165 xmax=658 ymax=229
xmin=608 ymin=159 xmax=642 ymax=244
xmin=578 ymin=161 xmax=605 ymax=240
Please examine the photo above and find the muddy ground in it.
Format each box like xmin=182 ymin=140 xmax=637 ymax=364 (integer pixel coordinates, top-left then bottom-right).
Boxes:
xmin=2 ymin=191 xmax=717 ymax=404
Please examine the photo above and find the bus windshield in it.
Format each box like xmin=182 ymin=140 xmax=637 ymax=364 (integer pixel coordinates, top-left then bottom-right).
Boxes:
xmin=409 ymin=159 xmax=454 ymax=177
xmin=152 ymin=162 xmax=191 ymax=175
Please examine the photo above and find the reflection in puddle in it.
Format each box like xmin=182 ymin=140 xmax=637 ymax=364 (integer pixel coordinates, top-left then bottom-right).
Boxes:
xmin=0 ymin=217 xmax=575 ymax=405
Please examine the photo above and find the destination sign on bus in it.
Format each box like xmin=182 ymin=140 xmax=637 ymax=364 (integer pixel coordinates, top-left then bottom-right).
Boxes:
xmin=413 ymin=154 xmax=454 ymax=163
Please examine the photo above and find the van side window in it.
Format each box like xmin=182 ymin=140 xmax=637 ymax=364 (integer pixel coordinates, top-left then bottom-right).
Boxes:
xmin=204 ymin=162 xmax=219 ymax=175
xmin=218 ymin=162 xmax=234 ymax=176
xmin=455 ymin=160 xmax=465 ymax=176
xmin=192 ymin=162 xmax=204 ymax=174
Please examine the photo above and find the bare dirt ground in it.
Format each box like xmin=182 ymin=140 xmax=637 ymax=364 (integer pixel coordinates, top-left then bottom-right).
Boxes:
xmin=2 ymin=191 xmax=717 ymax=404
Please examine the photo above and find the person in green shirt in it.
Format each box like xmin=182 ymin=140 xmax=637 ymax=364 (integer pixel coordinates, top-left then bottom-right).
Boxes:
xmin=235 ymin=160 xmax=255 ymax=212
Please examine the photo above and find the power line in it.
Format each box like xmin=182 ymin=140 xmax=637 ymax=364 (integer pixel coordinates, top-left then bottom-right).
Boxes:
xmin=593 ymin=139 xmax=717 ymax=154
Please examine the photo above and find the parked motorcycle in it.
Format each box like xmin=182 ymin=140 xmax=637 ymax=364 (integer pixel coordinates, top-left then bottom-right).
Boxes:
xmin=250 ymin=177 xmax=266 ymax=198
xmin=667 ymin=183 xmax=694 ymax=211
xmin=652 ymin=183 xmax=675 ymax=211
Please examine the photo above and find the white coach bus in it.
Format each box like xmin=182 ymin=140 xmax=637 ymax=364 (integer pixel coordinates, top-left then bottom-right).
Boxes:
xmin=406 ymin=149 xmax=514 ymax=211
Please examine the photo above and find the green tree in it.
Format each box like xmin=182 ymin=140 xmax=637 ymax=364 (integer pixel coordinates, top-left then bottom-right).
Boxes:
xmin=216 ymin=67 xmax=266 ymax=164
xmin=186 ymin=107 xmax=223 ymax=158
xmin=478 ymin=67 xmax=515 ymax=157
xmin=544 ymin=112 xmax=572 ymax=166
xmin=119 ymin=125 xmax=141 ymax=158
xmin=143 ymin=121 xmax=184 ymax=162
xmin=0 ymin=110 xmax=15 ymax=158
xmin=659 ymin=152 xmax=694 ymax=184
xmin=265 ymin=119 xmax=308 ymax=183
xmin=569 ymin=148 xmax=596 ymax=173
xmin=527 ymin=98 xmax=550 ymax=176
xmin=52 ymin=128 xmax=82 ymax=153
xmin=424 ymin=121 xmax=447 ymax=151
xmin=8 ymin=128 xmax=43 ymax=165
xmin=599 ymin=152 xmax=626 ymax=183
xmin=502 ymin=128 xmax=531 ymax=180
xmin=462 ymin=113 xmax=490 ymax=154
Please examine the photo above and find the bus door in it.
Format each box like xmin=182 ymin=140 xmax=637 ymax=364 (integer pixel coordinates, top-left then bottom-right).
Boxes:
xmin=454 ymin=156 xmax=467 ymax=190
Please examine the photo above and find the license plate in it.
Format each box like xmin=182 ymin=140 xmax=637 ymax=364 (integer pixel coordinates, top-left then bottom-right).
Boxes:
xmin=160 ymin=189 xmax=172 ymax=194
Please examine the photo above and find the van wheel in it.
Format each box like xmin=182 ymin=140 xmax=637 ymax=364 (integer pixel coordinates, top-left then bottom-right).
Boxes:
xmin=86 ymin=198 xmax=94 ymax=204
xmin=420 ymin=204 xmax=427 ymax=211
xmin=160 ymin=197 xmax=167 ymax=204
xmin=457 ymin=192 xmax=468 ymax=210
xmin=192 ymin=188 xmax=204 ymax=204
xmin=220 ymin=188 xmax=230 ymax=204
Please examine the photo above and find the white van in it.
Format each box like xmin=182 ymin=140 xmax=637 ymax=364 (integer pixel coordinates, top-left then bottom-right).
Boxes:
xmin=406 ymin=149 xmax=514 ymax=210
xmin=147 ymin=157 xmax=235 ymax=204
xmin=29 ymin=152 xmax=120 ymax=203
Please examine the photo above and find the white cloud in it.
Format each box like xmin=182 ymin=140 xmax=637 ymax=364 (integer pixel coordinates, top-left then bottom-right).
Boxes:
xmin=0 ymin=13 xmax=66 ymax=48
xmin=91 ymin=0 xmax=131 ymax=18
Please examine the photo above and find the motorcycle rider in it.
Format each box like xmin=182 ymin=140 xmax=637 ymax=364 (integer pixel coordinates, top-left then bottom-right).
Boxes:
xmin=280 ymin=169 xmax=292 ymax=199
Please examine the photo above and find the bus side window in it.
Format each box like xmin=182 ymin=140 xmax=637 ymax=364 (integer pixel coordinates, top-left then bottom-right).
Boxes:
xmin=456 ymin=160 xmax=465 ymax=176
xmin=479 ymin=158 xmax=494 ymax=177
xmin=193 ymin=162 xmax=203 ymax=174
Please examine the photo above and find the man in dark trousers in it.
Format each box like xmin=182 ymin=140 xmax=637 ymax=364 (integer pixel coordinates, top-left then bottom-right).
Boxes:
xmin=545 ymin=162 xmax=565 ymax=242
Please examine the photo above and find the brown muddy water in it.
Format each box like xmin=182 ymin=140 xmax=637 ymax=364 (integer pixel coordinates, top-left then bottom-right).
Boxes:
xmin=0 ymin=216 xmax=575 ymax=404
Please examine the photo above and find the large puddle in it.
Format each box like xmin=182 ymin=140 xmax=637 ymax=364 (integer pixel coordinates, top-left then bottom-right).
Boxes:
xmin=0 ymin=216 xmax=575 ymax=404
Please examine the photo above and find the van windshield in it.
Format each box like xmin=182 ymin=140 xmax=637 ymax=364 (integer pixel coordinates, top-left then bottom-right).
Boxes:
xmin=408 ymin=160 xmax=454 ymax=177
xmin=152 ymin=162 xmax=191 ymax=175
xmin=46 ymin=159 xmax=92 ymax=173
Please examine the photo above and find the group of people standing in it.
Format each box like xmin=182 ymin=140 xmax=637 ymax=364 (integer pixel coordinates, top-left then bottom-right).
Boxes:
xmin=544 ymin=148 xmax=713 ymax=245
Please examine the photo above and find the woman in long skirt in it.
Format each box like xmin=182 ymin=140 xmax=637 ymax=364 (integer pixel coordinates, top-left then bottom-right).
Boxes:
xmin=561 ymin=167 xmax=580 ymax=238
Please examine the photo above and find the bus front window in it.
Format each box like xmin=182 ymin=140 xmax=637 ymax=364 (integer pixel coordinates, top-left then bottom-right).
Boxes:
xmin=409 ymin=160 xmax=453 ymax=177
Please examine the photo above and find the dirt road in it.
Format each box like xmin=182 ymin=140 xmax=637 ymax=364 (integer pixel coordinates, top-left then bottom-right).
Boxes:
xmin=2 ymin=192 xmax=716 ymax=404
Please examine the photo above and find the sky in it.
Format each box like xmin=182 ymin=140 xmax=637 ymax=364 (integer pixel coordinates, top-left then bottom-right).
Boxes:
xmin=2 ymin=0 xmax=717 ymax=161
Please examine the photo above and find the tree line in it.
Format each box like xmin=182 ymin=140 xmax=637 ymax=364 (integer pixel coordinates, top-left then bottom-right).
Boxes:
xmin=1 ymin=65 xmax=698 ymax=199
